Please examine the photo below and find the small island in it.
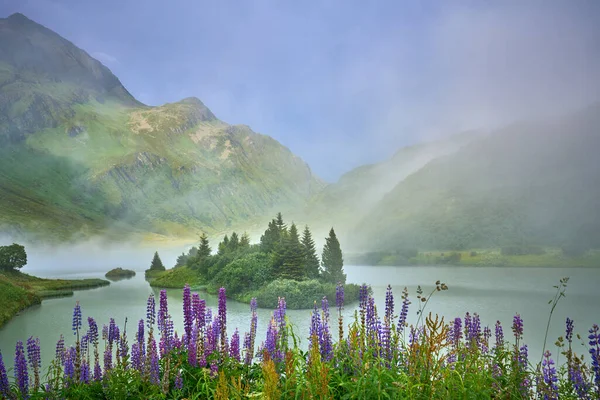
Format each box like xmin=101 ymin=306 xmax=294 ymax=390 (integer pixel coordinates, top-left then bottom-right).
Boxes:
xmin=147 ymin=213 xmax=360 ymax=309
xmin=105 ymin=267 xmax=136 ymax=280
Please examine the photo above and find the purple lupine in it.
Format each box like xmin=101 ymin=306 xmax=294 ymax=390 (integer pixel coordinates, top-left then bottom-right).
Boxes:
xmin=146 ymin=294 xmax=156 ymax=331
xmin=589 ymin=324 xmax=600 ymax=394
xmin=398 ymin=287 xmax=410 ymax=333
xmin=481 ymin=326 xmax=491 ymax=354
xmin=119 ymin=321 xmax=129 ymax=368
xmin=191 ymin=292 xmax=201 ymax=324
xmin=137 ymin=318 xmax=145 ymax=356
xmin=0 ymin=351 xmax=10 ymax=399
xmin=14 ymin=340 xmax=28 ymax=397
xmin=359 ymin=284 xmax=369 ymax=331
xmin=468 ymin=313 xmax=481 ymax=346
xmin=72 ymin=301 xmax=82 ymax=336
xmin=320 ymin=297 xmax=333 ymax=361
xmin=210 ymin=360 xmax=218 ymax=378
xmin=89 ymin=318 xmax=102 ymax=381
xmin=197 ymin=298 xmax=206 ymax=333
xmin=183 ymin=284 xmax=193 ymax=348
xmin=218 ymin=287 xmax=227 ymax=354
xmin=385 ymin=285 xmax=394 ymax=326
xmin=64 ymin=346 xmax=76 ymax=382
xmin=175 ymin=370 xmax=183 ymax=390
xmin=27 ymin=336 xmax=41 ymax=390
xmin=230 ymin=329 xmax=240 ymax=361
xmin=541 ymin=350 xmax=559 ymax=400
xmin=158 ymin=290 xmax=169 ymax=333
xmin=512 ymin=314 xmax=524 ymax=342
xmin=80 ymin=360 xmax=90 ymax=384
xmin=451 ymin=317 xmax=463 ymax=348
xmin=518 ymin=344 xmax=528 ymax=369
xmin=336 ymin=283 xmax=344 ymax=313
xmin=205 ymin=308 xmax=213 ymax=327
xmin=463 ymin=312 xmax=472 ymax=345
xmin=148 ymin=337 xmax=160 ymax=385
xmin=264 ymin=317 xmax=279 ymax=362
xmin=188 ymin=325 xmax=198 ymax=367
xmin=494 ymin=321 xmax=504 ymax=350
xmin=566 ymin=318 xmax=574 ymax=344
xmin=55 ymin=334 xmax=65 ymax=363
xmin=245 ymin=298 xmax=258 ymax=365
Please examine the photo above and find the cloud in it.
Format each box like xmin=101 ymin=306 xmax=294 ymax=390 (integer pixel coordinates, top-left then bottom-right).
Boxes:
xmin=91 ymin=51 xmax=119 ymax=66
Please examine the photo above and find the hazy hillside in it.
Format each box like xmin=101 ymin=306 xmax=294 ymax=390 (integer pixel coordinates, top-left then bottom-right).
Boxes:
xmin=348 ymin=104 xmax=600 ymax=253
xmin=0 ymin=13 xmax=324 ymax=243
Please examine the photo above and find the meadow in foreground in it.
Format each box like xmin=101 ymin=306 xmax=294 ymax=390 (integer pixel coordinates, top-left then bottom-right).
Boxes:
xmin=0 ymin=279 xmax=598 ymax=399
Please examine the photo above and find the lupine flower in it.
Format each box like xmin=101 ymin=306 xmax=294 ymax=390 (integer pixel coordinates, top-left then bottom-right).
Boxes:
xmin=336 ymin=283 xmax=344 ymax=313
xmin=230 ymin=329 xmax=240 ymax=361
xmin=566 ymin=317 xmax=574 ymax=344
xmin=320 ymin=297 xmax=333 ymax=361
xmin=359 ymin=284 xmax=368 ymax=330
xmin=55 ymin=335 xmax=65 ymax=363
xmin=158 ymin=290 xmax=169 ymax=333
xmin=589 ymin=324 xmax=600 ymax=394
xmin=541 ymin=350 xmax=559 ymax=399
xmin=64 ymin=346 xmax=76 ymax=382
xmin=175 ymin=370 xmax=183 ymax=390
xmin=463 ymin=312 xmax=472 ymax=345
xmin=146 ymin=294 xmax=156 ymax=331
xmin=72 ymin=301 xmax=82 ymax=337
xmin=494 ymin=321 xmax=504 ymax=350
xmin=27 ymin=336 xmax=41 ymax=390
xmin=137 ymin=319 xmax=145 ymax=356
xmin=210 ymin=360 xmax=218 ymax=378
xmin=80 ymin=360 xmax=90 ymax=384
xmin=451 ymin=317 xmax=462 ymax=348
xmin=15 ymin=340 xmax=29 ymax=397
xmin=512 ymin=314 xmax=524 ymax=342
xmin=398 ymin=287 xmax=410 ymax=333
xmin=385 ymin=285 xmax=394 ymax=326
xmin=205 ymin=308 xmax=213 ymax=327
xmin=188 ymin=325 xmax=198 ymax=367
xmin=218 ymin=287 xmax=227 ymax=353
xmin=518 ymin=344 xmax=528 ymax=369
xmin=244 ymin=298 xmax=258 ymax=365
xmin=265 ymin=317 xmax=279 ymax=362
xmin=148 ymin=338 xmax=160 ymax=385
xmin=183 ymin=284 xmax=193 ymax=348
xmin=0 ymin=351 xmax=10 ymax=399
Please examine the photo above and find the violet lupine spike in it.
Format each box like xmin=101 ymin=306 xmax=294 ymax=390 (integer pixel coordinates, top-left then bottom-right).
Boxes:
xmin=0 ymin=351 xmax=10 ymax=399
xmin=88 ymin=317 xmax=99 ymax=345
xmin=264 ymin=317 xmax=279 ymax=362
xmin=336 ymin=283 xmax=344 ymax=313
xmin=158 ymin=290 xmax=169 ymax=333
xmin=482 ymin=326 xmax=491 ymax=354
xmin=55 ymin=334 xmax=65 ymax=363
xmin=463 ymin=312 xmax=472 ymax=345
xmin=518 ymin=344 xmax=528 ymax=369
xmin=589 ymin=324 xmax=600 ymax=394
xmin=230 ymin=329 xmax=240 ymax=361
xmin=63 ymin=346 xmax=76 ymax=382
xmin=93 ymin=360 xmax=102 ymax=382
xmin=188 ymin=325 xmax=198 ymax=367
xmin=320 ymin=297 xmax=333 ymax=361
xmin=244 ymin=298 xmax=258 ymax=365
xmin=146 ymin=294 xmax=156 ymax=331
xmin=467 ymin=313 xmax=481 ymax=347
xmin=494 ymin=321 xmax=504 ymax=350
xmin=103 ymin=343 xmax=113 ymax=373
xmin=566 ymin=318 xmax=574 ymax=344
xmin=191 ymin=292 xmax=200 ymax=323
xmin=205 ymin=308 xmax=213 ymax=327
xmin=452 ymin=318 xmax=463 ymax=349
xmin=148 ymin=338 xmax=160 ymax=385
xmin=359 ymin=284 xmax=369 ymax=330
xmin=14 ymin=340 xmax=28 ymax=397
xmin=398 ymin=287 xmax=410 ymax=333
xmin=542 ymin=350 xmax=559 ymax=399
xmin=512 ymin=314 xmax=524 ymax=342
xmin=27 ymin=336 xmax=41 ymax=390
xmin=183 ymin=284 xmax=193 ymax=348
xmin=174 ymin=370 xmax=183 ymax=390
xmin=131 ymin=342 xmax=141 ymax=373
xmin=80 ymin=360 xmax=90 ymax=384
xmin=385 ymin=284 xmax=394 ymax=326
xmin=72 ymin=301 xmax=82 ymax=336
xmin=218 ymin=287 xmax=227 ymax=353
xmin=197 ymin=298 xmax=206 ymax=333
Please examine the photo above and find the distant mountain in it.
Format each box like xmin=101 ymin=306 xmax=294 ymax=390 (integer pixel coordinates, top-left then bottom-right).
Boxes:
xmin=347 ymin=104 xmax=600 ymax=252
xmin=0 ymin=13 xmax=324 ymax=243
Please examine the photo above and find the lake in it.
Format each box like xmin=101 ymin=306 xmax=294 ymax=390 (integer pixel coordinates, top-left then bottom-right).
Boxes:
xmin=1 ymin=265 xmax=599 ymax=370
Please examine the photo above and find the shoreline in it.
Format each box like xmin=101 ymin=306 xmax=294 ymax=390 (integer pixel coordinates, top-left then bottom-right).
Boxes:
xmin=0 ymin=271 xmax=109 ymax=328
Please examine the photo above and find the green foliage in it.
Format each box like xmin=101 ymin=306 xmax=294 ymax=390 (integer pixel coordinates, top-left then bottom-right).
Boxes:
xmin=149 ymin=266 xmax=203 ymax=288
xmin=104 ymin=268 xmax=136 ymax=279
xmin=210 ymin=253 xmax=272 ymax=296
xmin=321 ymin=228 xmax=346 ymax=284
xmin=278 ymin=223 xmax=305 ymax=281
xmin=253 ymin=279 xmax=360 ymax=309
xmin=0 ymin=243 xmax=27 ymax=270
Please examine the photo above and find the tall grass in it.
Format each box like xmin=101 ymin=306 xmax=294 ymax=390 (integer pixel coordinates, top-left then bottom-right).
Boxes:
xmin=0 ymin=280 xmax=598 ymax=399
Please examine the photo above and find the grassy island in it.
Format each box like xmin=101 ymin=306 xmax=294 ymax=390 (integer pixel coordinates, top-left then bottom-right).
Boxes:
xmin=148 ymin=213 xmax=361 ymax=309
xmin=0 ymin=270 xmax=109 ymax=328
xmin=105 ymin=268 xmax=136 ymax=280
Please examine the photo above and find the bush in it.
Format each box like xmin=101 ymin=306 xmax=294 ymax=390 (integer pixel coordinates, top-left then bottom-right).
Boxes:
xmin=254 ymin=279 xmax=360 ymax=309
xmin=210 ymin=253 xmax=272 ymax=296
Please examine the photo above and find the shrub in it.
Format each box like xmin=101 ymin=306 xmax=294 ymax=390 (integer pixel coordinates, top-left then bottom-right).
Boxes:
xmin=254 ymin=279 xmax=360 ymax=309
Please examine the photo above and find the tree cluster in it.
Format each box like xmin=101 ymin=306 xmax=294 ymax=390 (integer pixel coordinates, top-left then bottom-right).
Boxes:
xmin=0 ymin=243 xmax=27 ymax=271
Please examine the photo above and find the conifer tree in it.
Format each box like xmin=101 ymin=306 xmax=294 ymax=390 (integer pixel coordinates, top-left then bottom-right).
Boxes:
xmin=301 ymin=225 xmax=321 ymax=279
xmin=198 ymin=233 xmax=211 ymax=258
xmin=229 ymin=232 xmax=240 ymax=252
xmin=321 ymin=228 xmax=345 ymax=284
xmin=260 ymin=219 xmax=280 ymax=253
xmin=218 ymin=235 xmax=229 ymax=255
xmin=150 ymin=251 xmax=165 ymax=271
xmin=240 ymin=232 xmax=251 ymax=248
xmin=280 ymin=223 xmax=305 ymax=281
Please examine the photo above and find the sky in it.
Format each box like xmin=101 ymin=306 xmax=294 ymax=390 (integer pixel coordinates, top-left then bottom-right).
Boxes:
xmin=1 ymin=0 xmax=599 ymax=181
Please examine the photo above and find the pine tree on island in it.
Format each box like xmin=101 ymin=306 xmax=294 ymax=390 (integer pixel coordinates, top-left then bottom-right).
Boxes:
xmin=321 ymin=228 xmax=346 ymax=284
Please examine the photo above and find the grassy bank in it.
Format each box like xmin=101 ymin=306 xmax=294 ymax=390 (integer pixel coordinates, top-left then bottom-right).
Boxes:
xmin=348 ymin=247 xmax=600 ymax=267
xmin=147 ymin=266 xmax=204 ymax=289
xmin=105 ymin=267 xmax=136 ymax=279
xmin=0 ymin=270 xmax=109 ymax=328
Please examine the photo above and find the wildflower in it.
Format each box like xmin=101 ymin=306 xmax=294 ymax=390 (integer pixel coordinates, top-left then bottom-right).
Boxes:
xmin=158 ymin=290 xmax=169 ymax=334
xmin=385 ymin=284 xmax=394 ymax=325
xmin=188 ymin=325 xmax=198 ymax=367
xmin=80 ymin=359 xmax=90 ymax=384
xmin=541 ymin=350 xmax=559 ymax=399
xmin=589 ymin=324 xmax=600 ymax=394
xmin=183 ymin=284 xmax=193 ymax=347
xmin=566 ymin=317 xmax=574 ymax=344
xmin=398 ymin=287 xmax=410 ymax=333
xmin=336 ymin=283 xmax=344 ymax=313
xmin=512 ymin=314 xmax=524 ymax=342
xmin=146 ymin=293 xmax=156 ymax=330
xmin=175 ymin=370 xmax=183 ymax=389
xmin=230 ymin=329 xmax=240 ymax=361
xmin=148 ymin=337 xmax=160 ymax=385
xmin=72 ymin=301 xmax=82 ymax=336
xmin=244 ymin=298 xmax=258 ymax=365
xmin=265 ymin=317 xmax=279 ymax=362
xmin=494 ymin=320 xmax=504 ymax=350
xmin=518 ymin=344 xmax=528 ymax=369
xmin=451 ymin=317 xmax=463 ymax=348
xmin=0 ymin=351 xmax=10 ymax=399
xmin=15 ymin=340 xmax=28 ymax=397
xmin=27 ymin=336 xmax=41 ymax=390
xmin=64 ymin=346 xmax=76 ymax=382
xmin=210 ymin=360 xmax=218 ymax=378
xmin=321 ymin=297 xmax=333 ymax=361
xmin=218 ymin=288 xmax=227 ymax=353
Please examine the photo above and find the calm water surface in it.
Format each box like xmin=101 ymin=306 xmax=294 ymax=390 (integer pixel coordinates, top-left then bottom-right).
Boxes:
xmin=1 ymin=265 xmax=599 ymax=370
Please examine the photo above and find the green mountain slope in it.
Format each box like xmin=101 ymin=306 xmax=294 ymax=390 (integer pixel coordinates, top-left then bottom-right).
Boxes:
xmin=292 ymin=132 xmax=476 ymax=240
xmin=0 ymin=13 xmax=324 ymax=243
xmin=348 ymin=104 xmax=600 ymax=252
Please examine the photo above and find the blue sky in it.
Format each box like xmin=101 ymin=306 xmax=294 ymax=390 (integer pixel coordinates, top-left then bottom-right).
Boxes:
xmin=2 ymin=0 xmax=599 ymax=181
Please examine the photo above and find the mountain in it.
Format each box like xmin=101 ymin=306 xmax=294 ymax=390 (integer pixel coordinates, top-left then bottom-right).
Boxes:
xmin=0 ymin=13 xmax=324 ymax=243
xmin=292 ymin=132 xmax=476 ymax=241
xmin=347 ymin=104 xmax=600 ymax=253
